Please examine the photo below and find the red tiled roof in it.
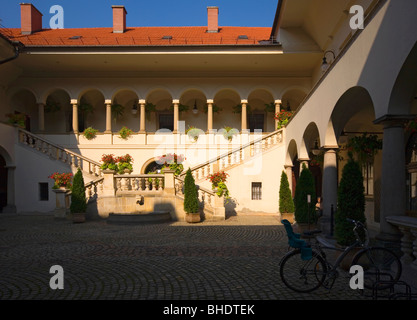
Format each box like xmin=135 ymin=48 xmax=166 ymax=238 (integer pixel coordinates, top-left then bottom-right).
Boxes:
xmin=2 ymin=26 xmax=272 ymax=47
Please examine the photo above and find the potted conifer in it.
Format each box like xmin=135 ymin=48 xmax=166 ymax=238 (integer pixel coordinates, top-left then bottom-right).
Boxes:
xmin=294 ymin=164 xmax=317 ymax=233
xmin=279 ymin=171 xmax=295 ymax=223
xmin=70 ymin=168 xmax=87 ymax=223
xmin=184 ymin=168 xmax=200 ymax=223
xmin=335 ymin=153 xmax=366 ymax=269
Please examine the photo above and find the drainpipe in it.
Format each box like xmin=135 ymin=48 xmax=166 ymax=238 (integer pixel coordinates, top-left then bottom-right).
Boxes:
xmin=0 ymin=41 xmax=23 ymax=65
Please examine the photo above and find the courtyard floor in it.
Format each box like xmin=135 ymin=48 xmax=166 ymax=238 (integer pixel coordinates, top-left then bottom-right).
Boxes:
xmin=0 ymin=213 xmax=416 ymax=312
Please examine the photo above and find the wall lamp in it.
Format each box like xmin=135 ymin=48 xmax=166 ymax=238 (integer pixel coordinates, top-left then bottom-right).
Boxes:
xmin=321 ymin=50 xmax=335 ymax=72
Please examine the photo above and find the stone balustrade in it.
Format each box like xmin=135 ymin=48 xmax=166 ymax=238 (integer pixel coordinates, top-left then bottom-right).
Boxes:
xmin=114 ymin=174 xmax=165 ymax=193
xmin=386 ymin=216 xmax=417 ymax=268
xmin=182 ymin=128 xmax=284 ymax=182
xmin=18 ymin=128 xmax=101 ymax=178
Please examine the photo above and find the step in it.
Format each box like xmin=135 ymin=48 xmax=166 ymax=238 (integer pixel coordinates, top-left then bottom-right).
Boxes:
xmin=106 ymin=211 xmax=172 ymax=224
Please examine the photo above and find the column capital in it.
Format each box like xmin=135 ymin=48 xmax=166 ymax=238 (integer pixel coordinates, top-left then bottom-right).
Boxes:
xmin=172 ymin=99 xmax=180 ymax=104
xmin=207 ymin=99 xmax=214 ymax=104
xmin=241 ymin=99 xmax=248 ymax=104
xmin=322 ymin=145 xmax=339 ymax=151
xmin=373 ymin=114 xmax=415 ymax=127
xmin=70 ymin=99 xmax=78 ymax=105
xmin=138 ymin=99 xmax=146 ymax=104
xmin=105 ymin=99 xmax=112 ymax=105
xmin=274 ymin=99 xmax=282 ymax=105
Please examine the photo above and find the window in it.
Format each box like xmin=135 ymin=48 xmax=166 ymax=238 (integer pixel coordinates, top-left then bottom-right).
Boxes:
xmin=159 ymin=114 xmax=174 ymax=131
xmin=39 ymin=183 xmax=49 ymax=201
xmin=362 ymin=164 xmax=374 ymax=196
xmin=248 ymin=114 xmax=264 ymax=132
xmin=251 ymin=182 xmax=262 ymax=200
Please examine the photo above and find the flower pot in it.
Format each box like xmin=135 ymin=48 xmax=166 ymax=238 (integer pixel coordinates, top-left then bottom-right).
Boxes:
xmin=281 ymin=212 xmax=295 ymax=224
xmin=72 ymin=213 xmax=86 ymax=223
xmin=185 ymin=213 xmax=201 ymax=223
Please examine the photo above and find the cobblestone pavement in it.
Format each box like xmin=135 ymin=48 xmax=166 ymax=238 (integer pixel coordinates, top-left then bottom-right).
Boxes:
xmin=0 ymin=213 xmax=408 ymax=301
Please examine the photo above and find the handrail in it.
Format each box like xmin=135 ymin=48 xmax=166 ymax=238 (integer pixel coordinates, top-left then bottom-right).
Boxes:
xmin=179 ymin=128 xmax=284 ymax=178
xmin=18 ymin=128 xmax=101 ymax=166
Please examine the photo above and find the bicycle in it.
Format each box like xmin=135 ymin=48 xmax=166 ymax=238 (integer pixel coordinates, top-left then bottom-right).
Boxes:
xmin=279 ymin=218 xmax=402 ymax=293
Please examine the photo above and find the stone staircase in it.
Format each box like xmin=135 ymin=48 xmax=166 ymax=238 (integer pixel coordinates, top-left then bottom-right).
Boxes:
xmin=16 ymin=127 xmax=285 ymax=220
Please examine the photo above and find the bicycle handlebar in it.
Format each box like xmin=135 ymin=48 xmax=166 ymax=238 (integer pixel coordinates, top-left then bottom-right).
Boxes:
xmin=346 ymin=218 xmax=369 ymax=246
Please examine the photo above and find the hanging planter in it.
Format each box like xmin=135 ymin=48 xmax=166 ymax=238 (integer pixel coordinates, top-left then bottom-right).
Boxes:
xmin=346 ymin=133 xmax=382 ymax=165
xmin=222 ymin=126 xmax=239 ymax=141
xmin=186 ymin=126 xmax=203 ymax=142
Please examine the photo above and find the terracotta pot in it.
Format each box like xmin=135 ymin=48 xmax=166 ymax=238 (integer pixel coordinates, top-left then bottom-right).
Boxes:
xmin=185 ymin=213 xmax=201 ymax=223
xmin=281 ymin=212 xmax=295 ymax=224
xmin=72 ymin=213 xmax=86 ymax=223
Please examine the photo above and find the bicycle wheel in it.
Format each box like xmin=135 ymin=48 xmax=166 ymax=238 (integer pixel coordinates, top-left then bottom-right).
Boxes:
xmin=351 ymin=247 xmax=402 ymax=290
xmin=279 ymin=249 xmax=327 ymax=293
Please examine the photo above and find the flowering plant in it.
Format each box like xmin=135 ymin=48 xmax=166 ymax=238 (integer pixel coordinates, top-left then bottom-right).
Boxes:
xmin=83 ymin=127 xmax=98 ymax=140
xmin=156 ymin=153 xmax=185 ymax=176
xmin=208 ymin=171 xmax=230 ymax=199
xmin=346 ymin=133 xmax=382 ymax=165
xmin=186 ymin=126 xmax=203 ymax=141
xmin=100 ymin=154 xmax=118 ymax=171
xmin=116 ymin=154 xmax=134 ymax=174
xmin=118 ymin=126 xmax=133 ymax=139
xmin=207 ymin=171 xmax=229 ymax=186
xmin=6 ymin=113 xmax=26 ymax=128
xmin=49 ymin=172 xmax=73 ymax=189
xmin=274 ymin=110 xmax=293 ymax=129
xmin=222 ymin=126 xmax=239 ymax=141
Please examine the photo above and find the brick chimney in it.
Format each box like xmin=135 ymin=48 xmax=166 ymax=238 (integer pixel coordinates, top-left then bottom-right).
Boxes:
xmin=20 ymin=3 xmax=43 ymax=35
xmin=207 ymin=6 xmax=219 ymax=33
xmin=112 ymin=5 xmax=127 ymax=33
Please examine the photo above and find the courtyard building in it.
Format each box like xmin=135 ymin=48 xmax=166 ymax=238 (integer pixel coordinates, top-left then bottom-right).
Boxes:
xmin=1 ymin=0 xmax=417 ymax=269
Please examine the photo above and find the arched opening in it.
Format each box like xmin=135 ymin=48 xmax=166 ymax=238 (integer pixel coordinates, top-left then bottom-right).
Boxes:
xmin=302 ymin=122 xmax=322 ymax=198
xmin=329 ymin=86 xmax=381 ymax=227
xmin=78 ymin=89 xmax=105 ymax=132
xmin=248 ymin=89 xmax=275 ymax=132
xmin=8 ymin=88 xmax=37 ymax=131
xmin=213 ymin=89 xmax=241 ymax=131
xmin=112 ymin=89 xmax=140 ymax=132
xmin=179 ymin=89 xmax=207 ymax=132
xmin=281 ymin=88 xmax=307 ymax=112
xmin=146 ymin=89 xmax=173 ymax=132
xmin=45 ymin=89 xmax=71 ymax=133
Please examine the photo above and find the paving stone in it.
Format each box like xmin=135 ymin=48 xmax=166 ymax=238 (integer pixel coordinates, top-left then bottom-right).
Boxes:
xmin=0 ymin=213 xmax=412 ymax=301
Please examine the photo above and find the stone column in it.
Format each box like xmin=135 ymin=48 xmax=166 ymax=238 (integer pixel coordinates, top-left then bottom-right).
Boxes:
xmin=374 ymin=115 xmax=411 ymax=243
xmin=105 ymin=99 xmax=112 ymax=134
xmin=275 ymin=99 xmax=281 ymax=130
xmin=139 ymin=99 xmax=146 ymax=133
xmin=38 ymin=103 xmax=45 ymax=132
xmin=71 ymin=99 xmax=79 ymax=134
xmin=241 ymin=99 xmax=248 ymax=132
xmin=102 ymin=169 xmax=116 ymax=196
xmin=52 ymin=189 xmax=69 ymax=219
xmin=321 ymin=146 xmax=338 ymax=235
xmin=163 ymin=169 xmax=175 ymax=195
xmin=173 ymin=99 xmax=179 ymax=133
xmin=207 ymin=99 xmax=214 ymax=133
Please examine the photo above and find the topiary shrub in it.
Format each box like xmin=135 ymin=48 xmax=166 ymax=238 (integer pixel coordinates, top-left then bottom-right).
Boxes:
xmin=294 ymin=164 xmax=317 ymax=224
xmin=279 ymin=171 xmax=294 ymax=214
xmin=184 ymin=168 xmax=199 ymax=214
xmin=335 ymin=154 xmax=366 ymax=246
xmin=70 ymin=168 xmax=87 ymax=213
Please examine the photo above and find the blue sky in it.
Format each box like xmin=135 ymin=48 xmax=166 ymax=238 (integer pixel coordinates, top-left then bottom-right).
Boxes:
xmin=1 ymin=1 xmax=279 ymax=29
